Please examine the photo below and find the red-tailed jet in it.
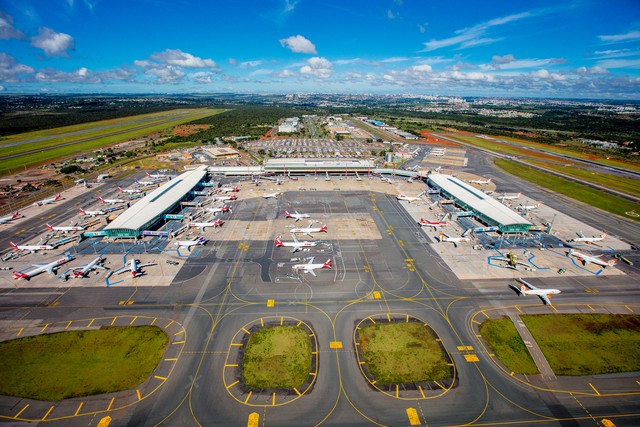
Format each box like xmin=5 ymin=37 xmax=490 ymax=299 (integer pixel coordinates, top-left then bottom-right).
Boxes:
xmin=275 ymin=235 xmax=317 ymax=253
xmin=71 ymin=256 xmax=107 ymax=278
xmin=13 ymin=253 xmax=74 ymax=280
xmin=512 ymin=278 xmax=560 ymax=305
xmin=568 ymin=249 xmax=616 ymax=268
xmin=32 ymin=194 xmax=62 ymax=206
xmin=0 ymin=211 xmax=20 ymax=224
xmin=569 ymin=232 xmax=607 ymax=245
xmin=189 ymin=219 xmax=223 ymax=231
xmin=284 ymin=210 xmax=310 ymax=222
xmin=118 ymin=186 xmax=141 ymax=194
xmin=418 ymin=218 xmax=447 ymax=229
xmin=98 ymin=196 xmax=125 ymax=205
xmin=292 ymin=257 xmax=332 ymax=277
xmin=290 ymin=222 xmax=328 ymax=237
xmin=80 ymin=208 xmax=106 ymax=217
xmin=46 ymin=223 xmax=84 ymax=233
xmin=10 ymin=241 xmax=54 ymax=253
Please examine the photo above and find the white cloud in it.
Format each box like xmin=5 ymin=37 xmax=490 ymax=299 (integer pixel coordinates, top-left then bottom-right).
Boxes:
xmin=141 ymin=65 xmax=185 ymax=84
xmin=598 ymin=30 xmax=640 ymax=44
xmin=34 ymin=67 xmax=99 ymax=83
xmin=482 ymin=55 xmax=566 ymax=70
xmin=299 ymin=56 xmax=332 ymax=79
xmin=283 ymin=0 xmax=300 ymax=13
xmin=0 ymin=11 xmax=24 ymax=40
xmin=149 ymin=49 xmax=218 ymax=68
xmin=275 ymin=69 xmax=296 ymax=78
xmin=0 ymin=53 xmax=34 ymax=82
xmin=279 ymin=35 xmax=317 ymax=54
xmin=240 ymin=60 xmax=264 ymax=68
xmin=418 ymin=22 xmax=428 ymax=34
xmin=387 ymin=10 xmax=396 ymax=20
xmin=596 ymin=58 xmax=640 ymax=69
xmin=31 ymin=27 xmax=74 ymax=57
xmin=381 ymin=56 xmax=410 ymax=63
xmin=191 ymin=71 xmax=215 ymax=84
xmin=576 ymin=66 xmax=608 ymax=75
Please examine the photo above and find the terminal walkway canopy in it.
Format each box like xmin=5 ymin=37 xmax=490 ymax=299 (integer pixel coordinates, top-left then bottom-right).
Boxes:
xmin=427 ymin=173 xmax=532 ymax=233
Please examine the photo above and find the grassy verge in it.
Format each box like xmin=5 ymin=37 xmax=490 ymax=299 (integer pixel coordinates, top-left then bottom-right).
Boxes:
xmin=242 ymin=326 xmax=311 ymax=388
xmin=479 ymin=317 xmax=538 ymax=374
xmin=495 ymin=159 xmax=640 ymax=220
xmin=0 ymin=326 xmax=168 ymax=401
xmin=360 ymin=322 xmax=449 ymax=384
xmin=522 ymin=314 xmax=640 ymax=375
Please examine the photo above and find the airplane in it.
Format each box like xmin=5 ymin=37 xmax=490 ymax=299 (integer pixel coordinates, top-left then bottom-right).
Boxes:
xmin=275 ymin=235 xmax=317 ymax=253
xmin=0 ymin=211 xmax=20 ymax=224
xmin=175 ymin=236 xmax=206 ymax=251
xmin=32 ymin=194 xmax=62 ymax=206
xmin=262 ymin=192 xmax=279 ymax=199
xmin=437 ymin=232 xmax=471 ymax=247
xmin=71 ymin=256 xmax=107 ymax=278
xmin=189 ymin=219 xmax=223 ymax=230
xmin=568 ymin=249 xmax=616 ymax=268
xmin=396 ymin=192 xmax=425 ymax=203
xmin=517 ymin=202 xmax=541 ymax=212
xmin=325 ymin=171 xmax=331 ymax=181
xmin=136 ymin=178 xmax=159 ymax=186
xmin=292 ymin=257 xmax=332 ymax=277
xmin=118 ymin=186 xmax=141 ymax=194
xmin=284 ymin=210 xmax=310 ymax=222
xmin=219 ymin=185 xmax=239 ymax=193
xmin=115 ymin=258 xmax=155 ymax=278
xmin=469 ymin=178 xmax=491 ymax=185
xmin=206 ymin=204 xmax=230 ymax=214
xmin=146 ymin=171 xmax=166 ymax=179
xmin=214 ymin=194 xmax=238 ymax=202
xmin=497 ymin=192 xmax=522 ymax=202
xmin=493 ymin=252 xmax=535 ymax=270
xmin=46 ymin=223 xmax=84 ymax=233
xmin=418 ymin=218 xmax=447 ymax=229
xmin=80 ymin=208 xmax=106 ymax=217
xmin=98 ymin=196 xmax=125 ymax=205
xmin=290 ymin=222 xmax=328 ymax=237
xmin=13 ymin=253 xmax=74 ymax=280
xmin=10 ymin=241 xmax=54 ymax=253
xmin=512 ymin=278 xmax=560 ymax=305
xmin=569 ymin=232 xmax=607 ymax=245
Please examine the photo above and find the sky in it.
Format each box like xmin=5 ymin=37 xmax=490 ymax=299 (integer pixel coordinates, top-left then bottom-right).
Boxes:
xmin=0 ymin=0 xmax=639 ymax=98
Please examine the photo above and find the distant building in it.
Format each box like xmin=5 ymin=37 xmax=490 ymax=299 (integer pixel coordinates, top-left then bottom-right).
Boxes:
xmin=205 ymin=147 xmax=240 ymax=159
xmin=278 ymin=117 xmax=300 ymax=133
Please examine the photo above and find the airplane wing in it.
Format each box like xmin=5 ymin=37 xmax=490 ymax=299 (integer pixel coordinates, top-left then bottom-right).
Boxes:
xmin=577 ymin=232 xmax=585 ymax=238
xmin=518 ymin=279 xmax=538 ymax=290
xmin=453 ymin=241 xmax=458 ymax=248
xmin=114 ymin=266 xmax=129 ymax=275
xmin=290 ymin=246 xmax=300 ymax=253
xmin=538 ymin=294 xmax=551 ymax=305
xmin=138 ymin=263 xmax=155 ymax=268
xmin=307 ymin=268 xmax=317 ymax=277
xmin=304 ymin=231 xmax=313 ymax=237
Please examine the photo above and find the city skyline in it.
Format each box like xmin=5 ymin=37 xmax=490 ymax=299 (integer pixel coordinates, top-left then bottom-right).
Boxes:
xmin=0 ymin=0 xmax=639 ymax=98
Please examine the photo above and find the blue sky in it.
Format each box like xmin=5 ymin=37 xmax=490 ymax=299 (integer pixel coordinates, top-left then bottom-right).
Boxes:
xmin=0 ymin=0 xmax=639 ymax=98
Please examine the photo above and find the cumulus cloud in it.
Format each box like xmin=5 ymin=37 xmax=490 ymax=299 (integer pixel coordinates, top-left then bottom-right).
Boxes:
xmin=598 ymin=30 xmax=640 ymax=44
xmin=141 ymin=65 xmax=185 ymax=84
xmin=191 ymin=71 xmax=216 ymax=84
xmin=299 ymin=56 xmax=332 ymax=79
xmin=0 ymin=53 xmax=34 ymax=82
xmin=576 ymin=66 xmax=608 ymax=75
xmin=275 ymin=69 xmax=296 ymax=78
xmin=283 ymin=0 xmax=300 ymax=13
xmin=0 ymin=10 xmax=25 ymax=40
xmin=387 ymin=10 xmax=396 ymax=20
xmin=31 ymin=27 xmax=74 ymax=57
xmin=149 ymin=49 xmax=218 ymax=68
xmin=34 ymin=67 xmax=99 ymax=83
xmin=279 ymin=35 xmax=317 ymax=54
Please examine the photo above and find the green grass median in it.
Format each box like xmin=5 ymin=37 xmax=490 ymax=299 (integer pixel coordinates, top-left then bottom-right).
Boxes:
xmin=0 ymin=326 xmax=168 ymax=401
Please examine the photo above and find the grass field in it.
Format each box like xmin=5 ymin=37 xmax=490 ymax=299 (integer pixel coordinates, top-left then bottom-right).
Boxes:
xmin=242 ymin=326 xmax=311 ymax=389
xmin=479 ymin=317 xmax=538 ymax=374
xmin=522 ymin=314 xmax=640 ymax=375
xmin=359 ymin=322 xmax=450 ymax=384
xmin=495 ymin=159 xmax=640 ymax=220
xmin=0 ymin=326 xmax=168 ymax=401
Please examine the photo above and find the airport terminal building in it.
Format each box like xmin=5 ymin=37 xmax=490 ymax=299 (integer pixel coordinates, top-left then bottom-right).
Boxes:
xmin=427 ymin=174 xmax=532 ymax=233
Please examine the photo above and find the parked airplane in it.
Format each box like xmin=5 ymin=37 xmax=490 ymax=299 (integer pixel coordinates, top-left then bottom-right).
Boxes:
xmin=33 ymin=194 xmax=62 ymax=206
xmin=175 ymin=236 xmax=206 ymax=251
xmin=189 ymin=219 xmax=223 ymax=230
xmin=292 ymin=257 xmax=332 ymax=276
xmin=469 ymin=178 xmax=491 ymax=185
xmin=569 ymin=232 xmax=607 ymax=244
xmin=262 ymin=192 xmax=279 ymax=199
xmin=136 ymin=178 xmax=159 ymax=186
xmin=118 ymin=186 xmax=141 ymax=194
xmin=275 ymin=235 xmax=317 ymax=253
xmin=497 ymin=192 xmax=522 ymax=202
xmin=437 ymin=232 xmax=471 ymax=247
xmin=219 ymin=185 xmax=239 ymax=193
xmin=46 ymin=223 xmax=84 ymax=233
xmin=10 ymin=241 xmax=54 ymax=253
xmin=146 ymin=171 xmax=166 ymax=179
xmin=418 ymin=218 xmax=447 ymax=229
xmin=396 ymin=191 xmax=425 ymax=203
xmin=71 ymin=256 xmax=107 ymax=278
xmin=115 ymin=258 xmax=155 ymax=278
xmin=568 ymin=249 xmax=616 ymax=268
xmin=98 ymin=196 xmax=125 ymax=205
xmin=493 ymin=252 xmax=535 ymax=270
xmin=206 ymin=204 xmax=230 ymax=214
xmin=13 ymin=253 xmax=74 ymax=280
xmin=214 ymin=194 xmax=238 ymax=202
xmin=0 ymin=211 xmax=20 ymax=224
xmin=284 ymin=210 xmax=310 ymax=222
xmin=80 ymin=208 xmax=106 ymax=217
xmin=290 ymin=222 xmax=328 ymax=237
xmin=517 ymin=202 xmax=541 ymax=212
xmin=512 ymin=278 xmax=560 ymax=305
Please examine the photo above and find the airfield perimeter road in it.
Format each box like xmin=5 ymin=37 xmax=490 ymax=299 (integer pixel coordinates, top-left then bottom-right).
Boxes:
xmin=0 ymin=177 xmax=639 ymax=426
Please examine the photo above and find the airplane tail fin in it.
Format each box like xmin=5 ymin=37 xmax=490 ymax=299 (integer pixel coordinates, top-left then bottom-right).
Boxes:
xmin=323 ymin=259 xmax=332 ymax=269
xmin=12 ymin=211 xmax=19 ymax=218
xmin=10 ymin=242 xmax=18 ymax=250
xmin=118 ymin=187 xmax=123 ymax=192
xmin=284 ymin=210 xmax=291 ymax=218
xmin=55 ymin=194 xmax=61 ymax=200
xmin=520 ymin=284 xmax=527 ymax=294
xmin=487 ymin=179 xmax=492 ymax=183
xmin=13 ymin=272 xmax=28 ymax=280
xmin=320 ymin=225 xmax=328 ymax=232
xmin=275 ymin=237 xmax=283 ymax=247
xmin=146 ymin=172 xmax=151 ymax=177
xmin=79 ymin=208 xmax=86 ymax=215
xmin=46 ymin=223 xmax=53 ymax=230
xmin=98 ymin=197 xmax=105 ymax=202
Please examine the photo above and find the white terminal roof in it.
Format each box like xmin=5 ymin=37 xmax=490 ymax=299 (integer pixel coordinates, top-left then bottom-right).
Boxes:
xmin=428 ymin=174 xmax=532 ymax=227
xmin=265 ymin=158 xmax=373 ymax=170
xmin=105 ymin=165 xmax=208 ymax=232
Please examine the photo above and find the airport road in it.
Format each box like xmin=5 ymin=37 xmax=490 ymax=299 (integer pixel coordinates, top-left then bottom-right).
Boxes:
xmin=0 ymin=189 xmax=638 ymax=426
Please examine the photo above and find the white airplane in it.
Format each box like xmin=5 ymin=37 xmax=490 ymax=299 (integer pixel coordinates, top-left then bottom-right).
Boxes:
xmin=517 ymin=202 xmax=541 ymax=212
xmin=292 ymin=257 xmax=332 ymax=277
xmin=569 ymin=232 xmax=607 ymax=244
xmin=290 ymin=222 xmax=328 ymax=237
xmin=284 ymin=210 xmax=310 ymax=222
xmin=469 ymin=178 xmax=491 ymax=185
xmin=418 ymin=218 xmax=447 ymax=229
xmin=13 ymin=253 xmax=74 ymax=280
xmin=0 ymin=211 xmax=20 ymax=224
xmin=275 ymin=235 xmax=317 ymax=253
xmin=206 ymin=204 xmax=230 ymax=215
xmin=10 ymin=241 xmax=54 ymax=253
xmin=79 ymin=208 xmax=106 ymax=217
xmin=189 ymin=219 xmax=223 ymax=230
xmin=118 ymin=186 xmax=141 ymax=194
xmin=146 ymin=171 xmax=166 ymax=179
xmin=397 ymin=192 xmax=424 ymax=203
xmin=437 ymin=232 xmax=471 ymax=247
xmin=115 ymin=258 xmax=155 ymax=278
xmin=214 ymin=194 xmax=238 ymax=202
xmin=33 ymin=194 xmax=62 ymax=206
xmin=175 ymin=236 xmax=206 ymax=251
xmin=568 ymin=249 xmax=616 ymax=268
xmin=262 ymin=192 xmax=279 ymax=199
xmin=136 ymin=178 xmax=159 ymax=186
xmin=513 ymin=278 xmax=560 ymax=305
xmin=46 ymin=223 xmax=84 ymax=233
xmin=219 ymin=185 xmax=239 ymax=193
xmin=71 ymin=256 xmax=107 ymax=278
xmin=497 ymin=192 xmax=522 ymax=202
xmin=98 ymin=196 xmax=125 ymax=205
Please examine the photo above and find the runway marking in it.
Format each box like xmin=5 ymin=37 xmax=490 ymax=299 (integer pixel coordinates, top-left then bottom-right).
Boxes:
xmin=154 ymin=376 xmax=167 ymax=381
xmin=129 ymin=316 xmax=138 ymax=325
xmin=481 ymin=311 xmax=490 ymax=318
xmin=13 ymin=404 xmax=29 ymax=418
xmin=330 ymin=341 xmax=343 ymax=349
xmin=359 ymin=361 xmax=366 ymax=365
xmin=227 ymin=380 xmax=239 ymax=389
xmin=293 ymin=387 xmax=301 ymax=396
xmin=231 ymin=343 xmax=242 ymax=346
xmin=472 ymin=320 xmax=481 ymax=325
xmin=587 ymin=305 xmax=594 ymax=311
xmin=406 ymin=314 xmax=409 ymax=323
xmin=150 ymin=317 xmax=157 ymax=325
xmin=516 ymin=306 xmax=523 ymax=313
xmin=309 ymin=372 xmax=316 ymax=376
xmin=272 ymin=392 xmax=276 ymax=406
xmin=136 ymin=389 xmax=141 ymax=400
xmin=40 ymin=323 xmax=49 ymax=333
xmin=173 ymin=329 xmax=185 ymax=336
xmin=625 ymin=306 xmax=634 ymax=313
xmin=406 ymin=408 xmax=420 ymax=425
xmin=172 ymin=341 xmax=185 ymax=345
xmin=434 ymin=381 xmax=445 ymax=389
xmin=368 ymin=316 xmax=376 ymax=324
xmin=280 ymin=316 xmax=284 ymax=325
xmin=164 ymin=357 xmax=178 ymax=361
xmin=74 ymin=402 xmax=84 ymax=416
xmin=247 ymin=412 xmax=259 ymax=427
xmin=107 ymin=397 xmax=115 ymax=410
xmin=386 ymin=313 xmax=391 ymax=322
xmin=297 ymin=320 xmax=303 ymax=327
xmin=244 ymin=391 xmax=252 ymax=404
xmin=65 ymin=320 xmax=72 ymax=329
xmin=87 ymin=319 xmax=95 ymax=327
xmin=165 ymin=320 xmax=174 ymax=329
xmin=266 ymin=299 xmax=274 ymax=307
xmin=242 ymin=327 xmax=250 ymax=334
xmin=42 ymin=406 xmax=54 ymax=421
xmin=16 ymin=327 xmax=23 ymax=337
xmin=260 ymin=318 xmax=264 ymax=327
xmin=373 ymin=291 xmax=381 ymax=299
xmin=457 ymin=345 xmax=474 ymax=351
xmin=110 ymin=317 xmax=117 ymax=326
xmin=225 ymin=364 xmax=238 ymax=368
xmin=589 ymin=383 xmax=600 ymax=396
xmin=464 ymin=354 xmax=479 ymax=362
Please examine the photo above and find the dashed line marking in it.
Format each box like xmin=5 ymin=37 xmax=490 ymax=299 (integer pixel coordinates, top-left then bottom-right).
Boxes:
xmin=136 ymin=389 xmax=141 ymax=400
xmin=42 ymin=406 xmax=54 ymax=421
xmin=14 ymin=404 xmax=29 ymax=418
xmin=107 ymin=397 xmax=115 ymax=411
xmin=16 ymin=327 xmax=23 ymax=337
xmin=74 ymin=402 xmax=84 ymax=416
